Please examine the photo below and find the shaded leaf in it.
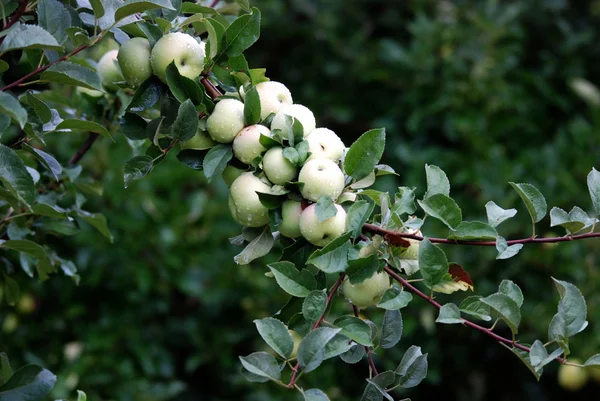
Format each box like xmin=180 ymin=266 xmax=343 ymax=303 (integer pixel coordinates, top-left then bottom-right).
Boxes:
xmin=344 ymin=128 xmax=386 ymax=181
xmin=267 ymin=261 xmax=316 ymax=297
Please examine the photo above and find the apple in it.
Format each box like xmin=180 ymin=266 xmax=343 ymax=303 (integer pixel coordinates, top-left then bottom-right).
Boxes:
xmin=341 ymin=271 xmax=391 ymax=309
xmin=279 ymin=200 xmax=303 ymax=238
xmin=229 ymin=172 xmax=272 ymax=227
xmin=117 ymin=37 xmax=152 ymax=87
xmin=250 ymin=81 xmax=293 ymax=119
xmin=299 ymin=203 xmax=346 ymax=246
xmin=298 ymin=158 xmax=345 ymax=202
xmin=180 ymin=124 xmax=216 ymax=150
xmin=206 ymin=99 xmax=245 ymax=143
xmin=558 ymin=361 xmax=588 ymax=391
xmin=306 ymin=128 xmax=345 ymax=162
xmin=233 ymin=124 xmax=271 ymax=164
xmin=270 ymin=104 xmax=316 ymax=137
xmin=150 ymin=32 xmax=206 ymax=82
xmin=262 ymin=147 xmax=298 ymax=185
xmin=222 ymin=165 xmax=245 ymax=187
xmin=96 ymin=49 xmax=124 ymax=91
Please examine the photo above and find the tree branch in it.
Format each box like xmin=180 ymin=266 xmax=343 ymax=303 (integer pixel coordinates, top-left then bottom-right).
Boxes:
xmin=69 ymin=133 xmax=99 ymax=165
xmin=0 ymin=0 xmax=28 ymax=46
xmin=200 ymin=76 xmax=222 ymax=99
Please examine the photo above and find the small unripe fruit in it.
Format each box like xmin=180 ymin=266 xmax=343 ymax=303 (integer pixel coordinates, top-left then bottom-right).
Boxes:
xmin=279 ymin=200 xmax=303 ymax=238
xmin=306 ymin=128 xmax=345 ymax=162
xmin=262 ymin=147 xmax=298 ymax=185
xmin=270 ymin=104 xmax=316 ymax=137
xmin=97 ymin=49 xmax=124 ymax=91
xmin=180 ymin=126 xmax=217 ymax=150
xmin=558 ymin=362 xmax=588 ymax=391
xmin=229 ymin=172 xmax=271 ymax=227
xmin=341 ymin=271 xmax=391 ymax=309
xmin=117 ymin=37 xmax=152 ymax=87
xmin=298 ymin=158 xmax=345 ymax=202
xmin=233 ymin=124 xmax=270 ymax=164
xmin=299 ymin=204 xmax=346 ymax=247
xmin=253 ymin=81 xmax=293 ymax=119
xmin=206 ymin=99 xmax=245 ymax=143
xmin=150 ymin=32 xmax=205 ymax=82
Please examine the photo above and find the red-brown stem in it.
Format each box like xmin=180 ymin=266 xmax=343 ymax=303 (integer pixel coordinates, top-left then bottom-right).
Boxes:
xmin=69 ymin=133 xmax=99 ymax=165
xmin=209 ymin=0 xmax=220 ymax=8
xmin=200 ymin=76 xmax=222 ymax=99
xmin=363 ymin=223 xmax=600 ymax=247
xmin=0 ymin=0 xmax=28 ymax=46
xmin=352 ymin=305 xmax=379 ymax=376
xmin=287 ymin=273 xmax=346 ymax=388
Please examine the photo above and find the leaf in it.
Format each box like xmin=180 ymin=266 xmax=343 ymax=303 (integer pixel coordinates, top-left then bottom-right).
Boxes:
xmin=459 ymin=296 xmax=492 ymax=321
xmin=435 ymin=303 xmax=463 ymax=324
xmin=396 ymin=349 xmax=428 ymax=388
xmin=548 ymin=278 xmax=588 ymax=341
xmin=498 ymin=280 xmax=524 ymax=308
xmin=120 ymin=113 xmax=148 ymax=140
xmin=303 ymin=388 xmax=330 ymax=401
xmin=171 ymin=99 xmax=199 ymax=142
xmin=333 ymin=316 xmax=373 ymax=346
xmin=346 ymin=200 xmax=375 ymax=239
xmin=424 ymin=164 xmax=450 ymax=199
xmin=485 ymin=201 xmax=517 ymax=228
xmin=377 ymin=284 xmax=413 ymax=310
xmin=238 ymin=352 xmax=281 ymax=381
xmin=2 ymin=274 xmax=20 ymax=306
xmin=344 ymin=128 xmax=386 ymax=181
xmin=75 ymin=210 xmax=113 ymax=242
xmin=480 ymin=293 xmax=521 ymax=334
xmin=297 ymin=327 xmax=341 ymax=373
xmin=55 ymin=119 xmax=112 ymax=140
xmin=254 ymin=317 xmax=294 ymax=359
xmin=0 ymin=364 xmax=56 ymax=401
xmin=127 ymin=77 xmax=162 ymax=112
xmin=503 ymin=345 xmax=541 ymax=381
xmin=322 ymin=334 xmax=354 ymax=360
xmin=0 ymin=23 xmax=62 ymax=54
xmin=588 ymin=168 xmax=600 ymax=215
xmin=495 ymin=236 xmax=523 ymax=260
xmin=346 ymin=252 xmax=379 ymax=285
xmin=165 ymin=62 xmax=205 ymax=105
xmin=509 ymin=182 xmax=547 ymax=224
xmin=529 ymin=340 xmax=563 ymax=371
xmin=0 ymin=354 xmax=11 ymax=386
xmin=392 ymin=187 xmax=417 ymax=216
xmin=447 ymin=221 xmax=497 ymax=241
xmin=549 ymin=206 xmax=594 ymax=234
xmin=315 ymin=197 xmax=337 ymax=223
xmin=41 ymin=61 xmax=103 ymax=91
xmin=114 ymin=0 xmax=175 ymax=22
xmin=307 ymin=231 xmax=353 ymax=273
xmin=37 ymin=0 xmax=71 ymax=44
xmin=267 ymin=261 xmax=316 ymax=298
xmin=584 ymin=354 xmax=600 ymax=366
xmin=417 ymin=194 xmax=462 ymax=230
xmin=364 ymin=371 xmax=396 ymax=401
xmin=123 ymin=155 xmax=153 ymax=188
xmin=234 ymin=226 xmax=274 ymax=265
xmin=235 ymin=0 xmax=251 ymax=13
xmin=302 ymin=290 xmax=327 ymax=325
xmin=224 ymin=7 xmax=261 ymax=57
xmin=380 ymin=309 xmax=402 ymax=349
xmin=0 ymin=92 xmax=27 ymax=129
xmin=202 ymin=145 xmax=233 ymax=183
xmin=176 ymin=149 xmax=208 ymax=170
xmin=0 ymin=144 xmax=35 ymax=206
xmin=243 ymin=85 xmax=261 ymax=125
xmin=22 ymin=145 xmax=61 ymax=181
xmin=418 ymin=238 xmax=449 ymax=288
xmin=31 ymin=203 xmax=68 ymax=219
xmin=0 ymin=240 xmax=54 ymax=280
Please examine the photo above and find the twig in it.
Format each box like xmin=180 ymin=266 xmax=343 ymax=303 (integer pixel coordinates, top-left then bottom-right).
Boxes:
xmin=200 ymin=76 xmax=223 ymax=99
xmin=0 ymin=0 xmax=28 ymax=46
xmin=353 ymin=305 xmax=379 ymax=376
xmin=69 ymin=133 xmax=99 ymax=165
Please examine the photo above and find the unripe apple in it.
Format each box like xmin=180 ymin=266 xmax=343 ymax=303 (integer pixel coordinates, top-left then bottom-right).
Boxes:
xmin=279 ymin=200 xmax=303 ymax=238
xmin=558 ymin=361 xmax=588 ymax=391
xmin=180 ymin=125 xmax=217 ymax=150
xmin=97 ymin=49 xmax=124 ymax=91
xmin=298 ymin=158 xmax=345 ymax=202
xmin=233 ymin=124 xmax=270 ymax=164
xmin=222 ymin=165 xmax=245 ymax=187
xmin=262 ymin=147 xmax=298 ymax=185
xmin=251 ymin=81 xmax=293 ymax=119
xmin=150 ymin=32 xmax=205 ymax=82
xmin=341 ymin=271 xmax=391 ymax=309
xmin=270 ymin=104 xmax=316 ymax=137
xmin=306 ymin=128 xmax=345 ymax=162
xmin=229 ymin=172 xmax=271 ymax=227
xmin=206 ymin=99 xmax=245 ymax=143
xmin=299 ymin=203 xmax=346 ymax=246
xmin=588 ymin=365 xmax=600 ymax=384
xmin=117 ymin=37 xmax=152 ymax=87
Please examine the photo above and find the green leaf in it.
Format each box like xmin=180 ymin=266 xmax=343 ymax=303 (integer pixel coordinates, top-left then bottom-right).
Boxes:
xmin=127 ymin=77 xmax=162 ymax=112
xmin=495 ymin=236 xmax=523 ymax=260
xmin=548 ymin=278 xmax=588 ymax=341
xmin=346 ymin=200 xmax=375 ymax=239
xmin=584 ymin=354 xmax=600 ymax=366
xmin=529 ymin=340 xmax=563 ymax=371
xmin=165 ymin=62 xmax=205 ymax=106
xmin=503 ymin=345 xmax=541 ymax=381
xmin=254 ymin=317 xmax=294 ymax=359
xmin=480 ymin=293 xmax=521 ymax=335
xmin=120 ymin=113 xmax=148 ymax=140
xmin=0 ymin=364 xmax=56 ymax=400
xmin=202 ymin=144 xmax=232 ymax=183
xmin=176 ymin=149 xmax=208 ymax=170
xmin=0 ymin=354 xmax=11 ymax=386
xmin=315 ymin=196 xmax=337 ymax=223
xmin=23 ymin=145 xmax=61 ymax=180
xmin=123 ymin=155 xmax=153 ymax=188
xmin=25 ymin=92 xmax=51 ymax=124
xmin=41 ymin=61 xmax=103 ymax=91
xmin=377 ymin=284 xmax=413 ymax=310
xmin=365 ymin=371 xmax=396 ymax=401
xmin=323 ymin=334 xmax=354 ymax=360
xmin=346 ymin=252 xmax=379 ymax=285
xmin=339 ymin=344 xmax=365 ymax=364
xmin=114 ymin=0 xmax=175 ymax=22
xmin=424 ymin=164 xmax=450 ymax=199
xmin=498 ymin=280 xmax=524 ymax=308
xmin=549 ymin=206 xmax=594 ymax=234
xmin=459 ymin=296 xmax=492 ymax=321
xmin=37 ymin=0 xmax=71 ymax=44
xmin=303 ymin=389 xmax=330 ymax=401
xmin=76 ymin=390 xmax=87 ymax=401
xmin=31 ymin=203 xmax=67 ymax=219
xmin=392 ymin=187 xmax=417 ymax=216
xmin=417 ymin=194 xmax=462 ymax=230
xmin=235 ymin=0 xmax=251 ymax=13
xmin=170 ymin=99 xmax=198 ymax=142
xmin=55 ymin=119 xmax=112 ymax=140
xmin=333 ymin=316 xmax=373 ymax=346
xmin=234 ymin=225 xmax=274 ymax=265
xmin=380 ymin=309 xmax=402 ymax=349
xmin=243 ymin=85 xmax=261 ymax=125
xmin=2 ymin=274 xmax=19 ymax=306
xmin=435 ymin=303 xmax=463 ymax=324
xmin=0 ymin=92 xmax=27 ymax=129
xmin=0 ymin=23 xmax=62 ymax=54
xmin=485 ymin=201 xmax=517 ymax=228
xmin=447 ymin=221 xmax=497 ymax=241
xmin=224 ymin=7 xmax=261 ymax=57
xmin=89 ymin=0 xmax=105 ymax=18
xmin=75 ymin=210 xmax=113 ymax=243
xmin=509 ymin=182 xmax=547 ymax=224
xmin=418 ymin=238 xmax=449 ymax=288
xmin=298 ymin=327 xmax=341 ymax=372
xmin=0 ymin=240 xmax=54 ymax=280
xmin=0 ymin=144 xmax=35 ymax=206
xmin=395 ymin=347 xmax=428 ymax=388
xmin=302 ymin=290 xmax=327 ymax=325
xmin=239 ymin=352 xmax=280 ymax=381
xmin=344 ymin=128 xmax=386 ymax=181
xmin=267 ymin=261 xmax=316 ymax=298
xmin=307 ymin=231 xmax=353 ymax=273
xmin=588 ymin=168 xmax=600 ymax=215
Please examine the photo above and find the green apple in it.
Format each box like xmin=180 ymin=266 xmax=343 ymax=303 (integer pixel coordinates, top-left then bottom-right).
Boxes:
xmin=96 ymin=49 xmax=124 ymax=91
xmin=298 ymin=158 xmax=345 ymax=202
xmin=341 ymin=271 xmax=391 ymax=309
xmin=229 ymin=172 xmax=272 ymax=227
xmin=251 ymin=81 xmax=293 ymax=119
xmin=117 ymin=37 xmax=152 ymax=88
xmin=180 ymin=126 xmax=216 ymax=150
xmin=233 ymin=124 xmax=271 ymax=164
xmin=222 ymin=165 xmax=245 ymax=187
xmin=150 ymin=32 xmax=206 ymax=82
xmin=279 ymin=200 xmax=303 ymax=238
xmin=299 ymin=203 xmax=346 ymax=246
xmin=558 ymin=361 xmax=588 ymax=391
xmin=270 ymin=104 xmax=316 ymax=137
xmin=306 ymin=128 xmax=345 ymax=162
xmin=262 ymin=147 xmax=298 ymax=185
xmin=206 ymin=99 xmax=245 ymax=143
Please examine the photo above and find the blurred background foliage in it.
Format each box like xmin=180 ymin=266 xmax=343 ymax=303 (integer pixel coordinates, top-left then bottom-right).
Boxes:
xmin=2 ymin=0 xmax=600 ymax=400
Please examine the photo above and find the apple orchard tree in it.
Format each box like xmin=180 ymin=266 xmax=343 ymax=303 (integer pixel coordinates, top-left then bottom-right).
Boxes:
xmin=0 ymin=1 xmax=600 ymax=400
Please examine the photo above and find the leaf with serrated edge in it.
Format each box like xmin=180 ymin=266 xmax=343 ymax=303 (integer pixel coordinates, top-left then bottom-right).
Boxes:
xmin=418 ymin=238 xmax=449 ymax=288
xmin=480 ymin=293 xmax=521 ymax=334
xmin=380 ymin=310 xmax=402 ymax=349
xmin=333 ymin=316 xmax=373 ymax=346
xmin=234 ymin=226 xmax=274 ymax=265
xmin=485 ymin=201 xmax=517 ymax=228
xmin=303 ymin=290 xmax=327 ymax=324
xmin=239 ymin=352 xmax=281 ymax=381
xmin=344 ymin=128 xmax=386 ymax=181
xmin=588 ymin=168 xmax=600 ymax=215
xmin=297 ymin=327 xmax=341 ymax=372
xmin=267 ymin=261 xmax=316 ymax=297
xmin=303 ymin=388 xmax=330 ymax=401
xmin=307 ymin=231 xmax=353 ymax=273
xmin=254 ymin=317 xmax=293 ymax=359
xmin=377 ymin=284 xmax=413 ymax=310
xmin=417 ymin=194 xmax=462 ymax=230
xmin=436 ymin=303 xmax=463 ymax=324
xmin=499 ymin=280 xmax=524 ymax=308
xmin=509 ymin=182 xmax=547 ymax=224
xmin=496 ymin=236 xmax=523 ymax=260
xmin=548 ymin=278 xmax=588 ymax=341
xmin=424 ymin=164 xmax=450 ymax=199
